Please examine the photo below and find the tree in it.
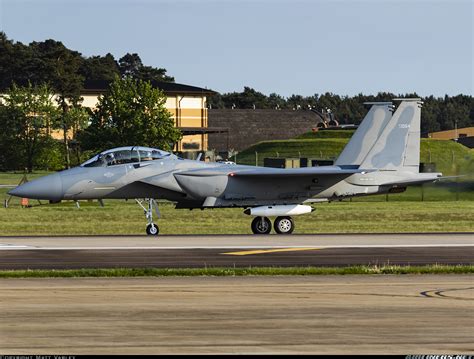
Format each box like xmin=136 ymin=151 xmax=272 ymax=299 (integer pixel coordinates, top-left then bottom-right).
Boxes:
xmin=207 ymin=92 xmax=225 ymax=109
xmin=0 ymin=83 xmax=59 ymax=172
xmin=267 ymin=93 xmax=287 ymax=109
xmin=0 ymin=32 xmax=16 ymax=89
xmin=221 ymin=87 xmax=269 ymax=109
xmin=78 ymin=76 xmax=182 ymax=152
xmin=79 ymin=53 xmax=120 ymax=82
xmin=119 ymin=53 xmax=143 ymax=77
xmin=119 ymin=53 xmax=174 ymax=82
xmin=29 ymin=39 xmax=85 ymax=169
xmin=287 ymin=94 xmax=305 ymax=110
xmin=0 ymin=32 xmax=36 ymax=90
xmin=421 ymin=96 xmax=441 ymax=134
xmin=63 ymin=106 xmax=90 ymax=166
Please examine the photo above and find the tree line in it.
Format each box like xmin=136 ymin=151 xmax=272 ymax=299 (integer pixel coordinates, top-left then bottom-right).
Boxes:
xmin=0 ymin=32 xmax=174 ymax=89
xmin=209 ymin=87 xmax=474 ymax=135
xmin=0 ymin=32 xmax=472 ymax=172
xmin=0 ymin=32 xmax=177 ymax=172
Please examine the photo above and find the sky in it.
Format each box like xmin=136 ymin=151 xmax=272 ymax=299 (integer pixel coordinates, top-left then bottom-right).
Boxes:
xmin=0 ymin=0 xmax=472 ymax=97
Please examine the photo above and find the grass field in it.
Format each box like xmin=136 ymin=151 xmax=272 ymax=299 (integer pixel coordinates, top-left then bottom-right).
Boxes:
xmin=0 ymin=198 xmax=472 ymax=235
xmin=1 ymin=265 xmax=473 ymax=278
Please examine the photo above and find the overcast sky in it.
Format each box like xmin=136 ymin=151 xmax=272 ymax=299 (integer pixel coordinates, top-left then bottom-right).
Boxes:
xmin=0 ymin=0 xmax=472 ymax=97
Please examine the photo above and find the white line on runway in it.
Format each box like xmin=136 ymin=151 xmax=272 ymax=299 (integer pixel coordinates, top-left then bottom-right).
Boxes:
xmin=0 ymin=244 xmax=33 ymax=249
xmin=0 ymin=244 xmax=473 ymax=250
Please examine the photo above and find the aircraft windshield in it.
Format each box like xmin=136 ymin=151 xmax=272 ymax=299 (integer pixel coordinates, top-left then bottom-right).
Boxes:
xmin=81 ymin=146 xmax=170 ymax=167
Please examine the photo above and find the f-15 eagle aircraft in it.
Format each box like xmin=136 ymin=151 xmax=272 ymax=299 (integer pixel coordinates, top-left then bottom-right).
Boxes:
xmin=9 ymin=99 xmax=442 ymax=235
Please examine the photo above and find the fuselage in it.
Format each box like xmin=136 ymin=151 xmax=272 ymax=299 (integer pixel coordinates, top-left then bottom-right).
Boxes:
xmin=8 ymin=149 xmax=441 ymax=207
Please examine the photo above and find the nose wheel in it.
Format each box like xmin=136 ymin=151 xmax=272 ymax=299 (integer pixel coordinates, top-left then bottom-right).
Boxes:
xmin=136 ymin=198 xmax=160 ymax=236
xmin=146 ymin=223 xmax=159 ymax=236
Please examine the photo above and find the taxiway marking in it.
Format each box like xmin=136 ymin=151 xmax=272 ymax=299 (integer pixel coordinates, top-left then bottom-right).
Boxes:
xmin=222 ymin=247 xmax=321 ymax=256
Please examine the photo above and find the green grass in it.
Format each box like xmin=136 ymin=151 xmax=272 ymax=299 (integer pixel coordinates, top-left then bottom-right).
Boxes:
xmin=237 ymin=137 xmax=474 ymax=176
xmin=350 ymin=181 xmax=474 ymax=202
xmin=295 ymin=130 xmax=355 ymax=139
xmin=0 ymin=265 xmax=472 ymax=278
xmin=0 ymin=200 xmax=472 ymax=235
xmin=238 ymin=138 xmax=348 ymax=165
xmin=0 ymin=170 xmax=52 ymax=185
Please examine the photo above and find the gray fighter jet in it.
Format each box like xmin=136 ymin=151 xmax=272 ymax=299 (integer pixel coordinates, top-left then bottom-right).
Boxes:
xmin=8 ymin=99 xmax=442 ymax=235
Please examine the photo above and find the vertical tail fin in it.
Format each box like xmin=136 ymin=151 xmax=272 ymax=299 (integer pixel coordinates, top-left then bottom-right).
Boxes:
xmin=335 ymin=102 xmax=393 ymax=166
xmin=359 ymin=99 xmax=422 ymax=173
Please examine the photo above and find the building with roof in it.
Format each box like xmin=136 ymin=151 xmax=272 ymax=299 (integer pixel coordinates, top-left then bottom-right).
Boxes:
xmin=428 ymin=127 xmax=474 ymax=148
xmin=54 ymin=80 xmax=225 ymax=154
xmin=428 ymin=127 xmax=474 ymax=140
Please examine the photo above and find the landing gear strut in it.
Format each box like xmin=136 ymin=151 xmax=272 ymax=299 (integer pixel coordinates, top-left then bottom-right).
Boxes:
xmin=136 ymin=198 xmax=160 ymax=236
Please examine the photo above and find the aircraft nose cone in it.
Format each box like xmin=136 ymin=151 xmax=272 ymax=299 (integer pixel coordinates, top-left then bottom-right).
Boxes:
xmin=8 ymin=173 xmax=63 ymax=201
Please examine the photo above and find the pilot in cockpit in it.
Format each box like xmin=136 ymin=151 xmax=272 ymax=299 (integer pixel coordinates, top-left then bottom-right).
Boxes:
xmin=141 ymin=151 xmax=153 ymax=161
xmin=104 ymin=152 xmax=116 ymax=166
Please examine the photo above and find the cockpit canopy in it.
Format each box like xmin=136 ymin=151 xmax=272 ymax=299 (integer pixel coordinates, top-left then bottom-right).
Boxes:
xmin=81 ymin=146 xmax=171 ymax=167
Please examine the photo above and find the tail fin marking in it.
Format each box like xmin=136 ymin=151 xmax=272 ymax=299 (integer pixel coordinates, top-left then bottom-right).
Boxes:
xmin=360 ymin=100 xmax=421 ymax=173
xmin=335 ymin=102 xmax=393 ymax=166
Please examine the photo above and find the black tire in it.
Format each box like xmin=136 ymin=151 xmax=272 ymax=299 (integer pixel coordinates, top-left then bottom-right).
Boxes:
xmin=251 ymin=217 xmax=272 ymax=234
xmin=146 ymin=223 xmax=159 ymax=236
xmin=274 ymin=216 xmax=294 ymax=234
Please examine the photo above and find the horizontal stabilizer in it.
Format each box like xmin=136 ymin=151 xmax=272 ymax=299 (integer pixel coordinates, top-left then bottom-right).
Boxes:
xmin=381 ymin=172 xmax=442 ymax=186
xmin=435 ymin=175 xmax=467 ymax=181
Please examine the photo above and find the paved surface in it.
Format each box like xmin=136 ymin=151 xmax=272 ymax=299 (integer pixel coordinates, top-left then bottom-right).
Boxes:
xmin=0 ymin=275 xmax=473 ymax=354
xmin=1 ymin=233 xmax=473 ymax=249
xmin=0 ymin=233 xmax=472 ymax=269
xmin=0 ymin=247 xmax=473 ymax=269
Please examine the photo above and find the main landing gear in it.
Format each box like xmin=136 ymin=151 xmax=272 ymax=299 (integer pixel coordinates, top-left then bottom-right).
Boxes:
xmin=244 ymin=205 xmax=312 ymax=235
xmin=251 ymin=217 xmax=271 ymax=234
xmin=251 ymin=216 xmax=295 ymax=235
xmin=135 ymin=198 xmax=161 ymax=236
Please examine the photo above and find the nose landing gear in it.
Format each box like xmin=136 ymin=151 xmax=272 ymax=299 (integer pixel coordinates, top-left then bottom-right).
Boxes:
xmin=136 ymin=198 xmax=160 ymax=236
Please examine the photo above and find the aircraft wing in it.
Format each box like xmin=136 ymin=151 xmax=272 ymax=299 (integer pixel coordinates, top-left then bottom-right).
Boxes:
xmin=173 ymin=165 xmax=375 ymax=207
xmin=176 ymin=165 xmax=372 ymax=178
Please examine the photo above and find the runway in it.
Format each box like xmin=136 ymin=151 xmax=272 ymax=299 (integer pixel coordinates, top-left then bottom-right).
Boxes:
xmin=0 ymin=233 xmax=472 ymax=269
xmin=1 ymin=235 xmax=473 ymax=354
xmin=1 ymin=276 xmax=473 ymax=354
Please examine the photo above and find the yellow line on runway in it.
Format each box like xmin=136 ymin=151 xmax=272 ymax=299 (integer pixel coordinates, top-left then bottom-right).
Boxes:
xmin=222 ymin=248 xmax=321 ymax=256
